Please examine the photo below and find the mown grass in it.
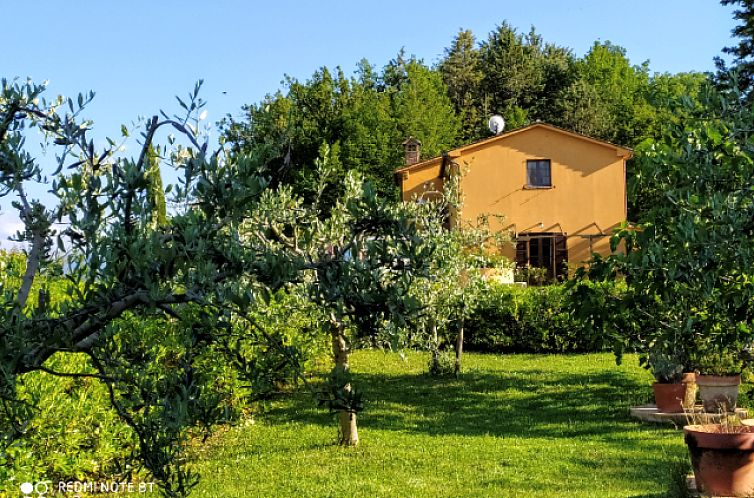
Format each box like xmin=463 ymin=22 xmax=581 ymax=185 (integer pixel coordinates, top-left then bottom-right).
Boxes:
xmin=180 ymin=350 xmax=693 ymax=497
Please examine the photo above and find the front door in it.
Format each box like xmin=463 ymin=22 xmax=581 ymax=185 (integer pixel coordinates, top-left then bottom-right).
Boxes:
xmin=515 ymin=233 xmax=568 ymax=283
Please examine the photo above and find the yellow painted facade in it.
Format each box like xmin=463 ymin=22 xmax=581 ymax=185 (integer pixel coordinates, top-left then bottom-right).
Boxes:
xmin=397 ymin=123 xmax=632 ymax=268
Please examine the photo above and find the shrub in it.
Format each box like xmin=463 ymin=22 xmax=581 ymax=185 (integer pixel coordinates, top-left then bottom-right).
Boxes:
xmin=0 ymin=354 xmax=137 ymax=491
xmin=223 ymin=289 xmax=329 ymax=400
xmin=462 ymin=281 xmax=621 ymax=354
xmin=0 ymin=251 xmax=326 ymax=492
xmin=427 ymin=349 xmax=456 ymax=377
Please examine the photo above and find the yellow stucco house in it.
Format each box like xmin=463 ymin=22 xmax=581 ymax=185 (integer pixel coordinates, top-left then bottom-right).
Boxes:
xmin=396 ymin=123 xmax=632 ymax=279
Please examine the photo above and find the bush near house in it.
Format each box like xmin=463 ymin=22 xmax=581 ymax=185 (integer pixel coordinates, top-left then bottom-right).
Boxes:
xmin=463 ymin=281 xmax=622 ymax=354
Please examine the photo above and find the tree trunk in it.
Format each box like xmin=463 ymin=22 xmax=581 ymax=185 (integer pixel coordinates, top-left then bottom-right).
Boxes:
xmin=338 ymin=410 xmax=358 ymax=446
xmin=331 ymin=318 xmax=358 ymax=446
xmin=430 ymin=318 xmax=439 ymax=372
xmin=455 ymin=316 xmax=464 ymax=377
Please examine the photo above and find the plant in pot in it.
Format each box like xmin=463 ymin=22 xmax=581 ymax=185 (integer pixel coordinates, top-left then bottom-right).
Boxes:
xmin=691 ymin=345 xmax=749 ymax=414
xmin=647 ymin=351 xmax=696 ymax=413
xmin=570 ymin=81 xmax=754 ymax=497
xmin=684 ymin=417 xmax=754 ymax=498
xmin=684 ymin=339 xmax=754 ymax=496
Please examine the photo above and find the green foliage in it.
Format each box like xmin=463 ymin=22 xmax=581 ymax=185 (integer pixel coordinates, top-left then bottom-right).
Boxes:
xmin=693 ymin=349 xmax=750 ymax=377
xmin=478 ymin=23 xmax=576 ymax=135
xmin=236 ymin=147 xmax=440 ymax=444
xmin=561 ymin=42 xmax=651 ymax=145
xmin=145 ymin=145 xmax=167 ymax=227
xmin=439 ymin=30 xmax=485 ymax=141
xmin=646 ymin=351 xmax=685 ymax=383
xmin=223 ymin=289 xmax=328 ymax=399
xmin=439 ymin=23 xmax=708 ymax=148
xmin=578 ymin=79 xmax=754 ymax=377
xmin=0 ymin=252 xmax=136 ymax=492
xmin=401 ymin=172 xmax=513 ymax=374
xmin=0 ymin=78 xmax=437 ymax=494
xmin=463 ymin=282 xmax=617 ymax=354
xmin=0 ymin=354 xmax=137 ymax=493
xmin=223 ymin=56 xmax=461 ymax=203
xmin=426 ymin=349 xmax=456 ymax=377
xmin=717 ymin=0 xmax=754 ymax=94
xmin=0 ymin=254 xmax=325 ymax=494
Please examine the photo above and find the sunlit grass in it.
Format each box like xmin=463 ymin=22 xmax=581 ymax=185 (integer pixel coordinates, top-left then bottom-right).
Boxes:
xmin=186 ymin=351 xmax=691 ymax=497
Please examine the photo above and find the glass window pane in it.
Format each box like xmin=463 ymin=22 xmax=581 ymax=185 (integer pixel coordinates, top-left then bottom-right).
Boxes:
xmin=527 ymin=160 xmax=551 ymax=186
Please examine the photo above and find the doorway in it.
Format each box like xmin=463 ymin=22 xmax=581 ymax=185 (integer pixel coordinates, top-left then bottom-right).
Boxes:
xmin=515 ymin=233 xmax=568 ymax=283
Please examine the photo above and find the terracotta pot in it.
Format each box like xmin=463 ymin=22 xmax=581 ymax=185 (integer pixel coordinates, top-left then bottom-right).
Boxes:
xmin=653 ymin=382 xmax=689 ymax=413
xmin=685 ymin=424 xmax=754 ymax=497
xmin=652 ymin=373 xmax=697 ymax=413
xmin=696 ymin=374 xmax=741 ymax=412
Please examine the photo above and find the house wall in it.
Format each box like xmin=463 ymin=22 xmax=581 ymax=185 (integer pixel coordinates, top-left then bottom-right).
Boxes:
xmin=398 ymin=126 xmax=628 ymax=265
xmin=400 ymin=159 xmax=444 ymax=202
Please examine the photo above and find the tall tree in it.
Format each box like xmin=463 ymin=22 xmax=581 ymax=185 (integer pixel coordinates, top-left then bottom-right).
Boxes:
xmin=575 ymin=80 xmax=754 ymax=387
xmin=390 ymin=59 xmax=461 ymax=161
xmin=717 ymin=0 xmax=754 ymax=93
xmin=554 ymin=41 xmax=652 ymax=145
xmin=145 ymin=145 xmax=167 ymax=227
xmin=477 ymin=23 xmax=575 ymax=131
xmin=440 ymin=30 xmax=485 ymax=141
xmin=223 ymin=55 xmax=461 ymax=202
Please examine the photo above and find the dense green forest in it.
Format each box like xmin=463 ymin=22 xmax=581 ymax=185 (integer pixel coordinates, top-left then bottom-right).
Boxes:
xmin=222 ymin=22 xmax=709 ymax=211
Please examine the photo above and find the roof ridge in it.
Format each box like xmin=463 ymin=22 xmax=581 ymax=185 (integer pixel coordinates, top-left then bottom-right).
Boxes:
xmin=395 ymin=123 xmax=632 ymax=173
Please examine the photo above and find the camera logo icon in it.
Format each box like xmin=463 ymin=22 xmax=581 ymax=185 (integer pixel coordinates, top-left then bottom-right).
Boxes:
xmin=20 ymin=481 xmax=48 ymax=496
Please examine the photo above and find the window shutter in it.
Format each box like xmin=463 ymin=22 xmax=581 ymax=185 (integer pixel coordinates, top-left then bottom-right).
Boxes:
xmin=554 ymin=235 xmax=568 ymax=280
xmin=515 ymin=240 xmax=528 ymax=266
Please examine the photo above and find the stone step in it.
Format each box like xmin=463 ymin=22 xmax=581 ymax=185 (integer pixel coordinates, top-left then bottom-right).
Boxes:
xmin=629 ymin=405 xmax=749 ymax=426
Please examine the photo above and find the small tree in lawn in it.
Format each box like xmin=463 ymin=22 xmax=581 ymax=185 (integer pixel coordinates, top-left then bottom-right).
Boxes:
xmin=410 ymin=171 xmax=512 ymax=376
xmin=246 ymin=147 xmax=437 ymax=445
xmin=432 ymin=216 xmax=509 ymax=377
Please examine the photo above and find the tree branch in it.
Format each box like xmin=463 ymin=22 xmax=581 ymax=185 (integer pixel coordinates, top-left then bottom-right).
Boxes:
xmin=35 ymin=364 xmax=121 ymax=383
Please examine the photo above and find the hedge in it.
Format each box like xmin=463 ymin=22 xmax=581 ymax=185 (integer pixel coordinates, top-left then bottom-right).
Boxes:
xmin=464 ymin=281 xmax=620 ymax=354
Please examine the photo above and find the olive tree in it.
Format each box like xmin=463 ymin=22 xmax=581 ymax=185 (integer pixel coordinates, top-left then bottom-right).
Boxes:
xmin=0 ymin=80 xmax=436 ymax=493
xmin=244 ymin=148 xmax=437 ymax=445
xmin=0 ymin=78 xmax=286 ymax=496
xmin=404 ymin=172 xmax=512 ymax=377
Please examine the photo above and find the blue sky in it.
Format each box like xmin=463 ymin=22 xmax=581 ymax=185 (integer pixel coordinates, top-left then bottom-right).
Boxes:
xmin=0 ymin=0 xmax=739 ymax=246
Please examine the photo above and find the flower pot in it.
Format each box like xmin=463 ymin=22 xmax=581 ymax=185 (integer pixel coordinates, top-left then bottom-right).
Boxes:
xmin=685 ymin=424 xmax=754 ymax=497
xmin=696 ymin=374 xmax=741 ymax=413
xmin=653 ymin=374 xmax=696 ymax=413
xmin=653 ymin=382 xmax=686 ymax=413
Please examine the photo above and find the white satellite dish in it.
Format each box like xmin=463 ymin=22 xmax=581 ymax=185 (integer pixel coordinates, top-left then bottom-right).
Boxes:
xmin=488 ymin=115 xmax=505 ymax=135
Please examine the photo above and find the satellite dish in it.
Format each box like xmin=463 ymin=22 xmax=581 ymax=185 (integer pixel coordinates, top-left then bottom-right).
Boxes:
xmin=488 ymin=115 xmax=505 ymax=135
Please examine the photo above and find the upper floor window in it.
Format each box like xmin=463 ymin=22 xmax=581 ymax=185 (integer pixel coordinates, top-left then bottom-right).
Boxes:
xmin=526 ymin=159 xmax=552 ymax=188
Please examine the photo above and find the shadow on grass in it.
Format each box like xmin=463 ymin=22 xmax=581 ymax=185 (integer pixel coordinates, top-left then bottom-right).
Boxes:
xmin=246 ymin=353 xmax=690 ymax=497
xmin=264 ymin=366 xmax=655 ymax=441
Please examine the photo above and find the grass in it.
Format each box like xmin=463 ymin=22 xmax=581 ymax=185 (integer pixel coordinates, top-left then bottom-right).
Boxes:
xmin=181 ymin=350 xmax=690 ymax=497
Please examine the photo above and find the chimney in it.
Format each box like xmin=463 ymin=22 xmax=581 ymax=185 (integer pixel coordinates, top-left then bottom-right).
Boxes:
xmin=402 ymin=137 xmax=421 ymax=166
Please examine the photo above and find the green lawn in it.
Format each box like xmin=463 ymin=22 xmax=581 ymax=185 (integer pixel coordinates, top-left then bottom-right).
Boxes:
xmin=186 ymin=351 xmax=691 ymax=497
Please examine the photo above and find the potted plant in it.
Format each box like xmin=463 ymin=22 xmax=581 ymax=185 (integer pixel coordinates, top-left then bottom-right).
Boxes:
xmin=648 ymin=351 xmax=696 ymax=413
xmin=685 ymin=419 xmax=754 ymax=497
xmin=691 ymin=347 xmax=747 ymax=413
xmin=572 ymin=83 xmax=754 ymax=498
